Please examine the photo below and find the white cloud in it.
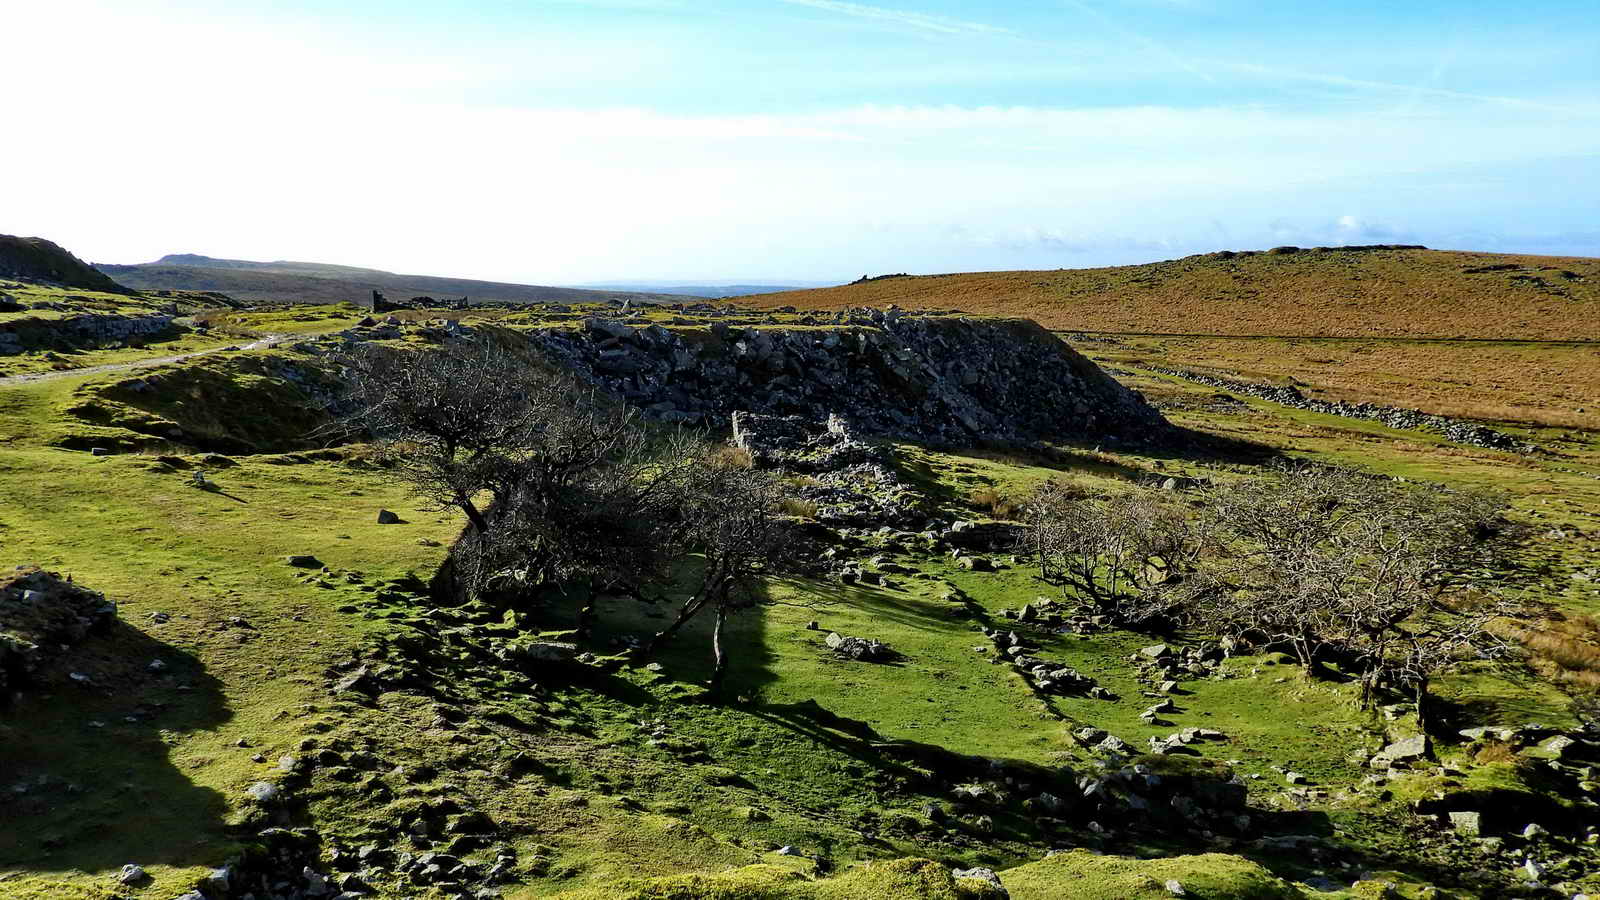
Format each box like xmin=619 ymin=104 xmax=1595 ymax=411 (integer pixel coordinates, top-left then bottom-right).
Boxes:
xmin=3 ymin=0 xmax=1596 ymax=280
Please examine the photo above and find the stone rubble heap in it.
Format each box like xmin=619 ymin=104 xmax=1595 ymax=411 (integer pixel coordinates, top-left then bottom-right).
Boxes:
xmin=984 ymin=628 xmax=1113 ymax=699
xmin=731 ymin=411 xmax=930 ymax=530
xmin=523 ymin=311 xmax=1168 ymax=447
xmin=825 ymin=631 xmax=894 ymax=662
xmin=1147 ymin=365 xmax=1530 ymax=453
xmin=1130 ymin=641 xmax=1229 ymax=694
xmin=0 ymin=566 xmax=118 ymax=698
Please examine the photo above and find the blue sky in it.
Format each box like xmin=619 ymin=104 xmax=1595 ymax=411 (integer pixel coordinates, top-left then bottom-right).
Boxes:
xmin=5 ymin=0 xmax=1598 ymax=283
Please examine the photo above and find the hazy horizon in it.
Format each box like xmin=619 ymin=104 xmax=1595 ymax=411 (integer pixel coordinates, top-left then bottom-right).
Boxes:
xmin=7 ymin=0 xmax=1598 ymax=284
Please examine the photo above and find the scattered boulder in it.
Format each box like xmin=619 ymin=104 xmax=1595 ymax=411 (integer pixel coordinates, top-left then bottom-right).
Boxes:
xmin=824 ymin=632 xmax=893 ymax=662
xmin=952 ymin=866 xmax=1006 ymax=892
xmin=1371 ymin=735 xmax=1429 ymax=769
xmin=499 ymin=640 xmax=580 ymax=667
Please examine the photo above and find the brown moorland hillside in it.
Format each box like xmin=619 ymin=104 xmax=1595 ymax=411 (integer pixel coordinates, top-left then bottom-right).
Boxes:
xmin=754 ymin=247 xmax=1600 ymax=341
xmin=95 ymin=256 xmax=678 ymax=308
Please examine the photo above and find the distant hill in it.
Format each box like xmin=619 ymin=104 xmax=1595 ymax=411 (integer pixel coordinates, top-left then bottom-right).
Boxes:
xmin=0 ymin=235 xmax=133 ymax=294
xmin=753 ymin=246 xmax=1600 ymax=342
xmin=572 ymin=281 xmax=833 ymax=299
xmin=97 ymin=254 xmax=680 ymax=307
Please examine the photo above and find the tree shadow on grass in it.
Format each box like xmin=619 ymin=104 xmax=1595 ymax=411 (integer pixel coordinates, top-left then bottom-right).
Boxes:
xmin=0 ymin=618 xmax=232 ymax=876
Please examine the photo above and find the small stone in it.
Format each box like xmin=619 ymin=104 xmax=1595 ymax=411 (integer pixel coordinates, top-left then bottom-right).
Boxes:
xmin=285 ymin=554 xmax=323 ymax=568
xmin=1165 ymin=879 xmax=1187 ymax=897
xmin=117 ymin=864 xmax=149 ymax=885
xmin=952 ymin=866 xmax=1004 ymax=890
xmin=376 ymin=509 xmax=401 ymax=524
xmin=1449 ymin=811 xmax=1482 ymax=837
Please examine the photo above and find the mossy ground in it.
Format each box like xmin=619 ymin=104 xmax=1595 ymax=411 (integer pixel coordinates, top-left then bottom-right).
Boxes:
xmin=2 ymin=312 xmax=1597 ymax=899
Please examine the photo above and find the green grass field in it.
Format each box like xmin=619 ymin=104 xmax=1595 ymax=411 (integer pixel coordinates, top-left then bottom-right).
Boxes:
xmin=3 ymin=303 xmax=1598 ymax=899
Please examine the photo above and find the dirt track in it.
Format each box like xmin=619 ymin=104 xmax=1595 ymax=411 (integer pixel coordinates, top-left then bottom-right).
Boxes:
xmin=0 ymin=335 xmax=291 ymax=387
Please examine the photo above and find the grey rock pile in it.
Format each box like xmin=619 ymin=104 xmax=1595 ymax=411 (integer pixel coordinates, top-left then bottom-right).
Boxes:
xmin=525 ymin=312 xmax=1167 ymax=447
xmin=1147 ymin=365 xmax=1530 ymax=453
xmin=0 ymin=312 xmax=176 ymax=356
xmin=0 ymin=566 xmax=117 ymax=697
xmin=984 ymin=628 xmax=1112 ymax=699
xmin=824 ymin=631 xmax=893 ymax=661
xmin=1130 ymin=641 xmax=1229 ymax=692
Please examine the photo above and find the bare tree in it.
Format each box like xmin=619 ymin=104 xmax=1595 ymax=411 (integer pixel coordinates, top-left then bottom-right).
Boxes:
xmin=644 ymin=453 xmax=797 ymax=695
xmin=1026 ymin=482 xmax=1200 ymax=625
xmin=1164 ymin=464 xmax=1510 ymax=729
xmin=333 ymin=334 xmax=699 ymax=606
xmin=1027 ymin=464 xmax=1510 ymax=733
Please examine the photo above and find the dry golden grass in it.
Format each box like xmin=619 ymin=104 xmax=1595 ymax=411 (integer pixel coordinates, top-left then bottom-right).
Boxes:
xmin=1517 ymin=614 xmax=1600 ymax=694
xmin=779 ymin=497 xmax=819 ymax=519
xmin=1097 ymin=336 xmax=1600 ymax=429
xmin=969 ymin=486 xmax=1022 ymax=519
xmin=756 ymin=247 xmax=1600 ymax=341
xmin=1473 ymin=741 xmax=1520 ymax=765
xmin=708 ymin=445 xmax=755 ymax=470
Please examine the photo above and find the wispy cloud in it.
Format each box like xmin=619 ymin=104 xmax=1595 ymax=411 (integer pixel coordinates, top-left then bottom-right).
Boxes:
xmin=777 ymin=0 xmax=1013 ymax=36
xmin=1060 ymin=0 xmax=1215 ymax=83
xmin=1214 ymin=60 xmax=1594 ymax=116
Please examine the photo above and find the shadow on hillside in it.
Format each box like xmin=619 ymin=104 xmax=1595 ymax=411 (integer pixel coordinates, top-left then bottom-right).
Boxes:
xmin=0 ymin=619 xmax=233 ymax=874
xmin=589 ymin=571 xmax=784 ymax=700
xmin=776 ymin=575 xmax=967 ymax=636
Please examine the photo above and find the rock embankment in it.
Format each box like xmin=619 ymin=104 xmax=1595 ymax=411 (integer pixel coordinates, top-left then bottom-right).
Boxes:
xmin=524 ymin=312 xmax=1168 ymax=447
xmin=0 ymin=311 xmax=178 ymax=356
xmin=1146 ymin=365 xmax=1529 ymax=452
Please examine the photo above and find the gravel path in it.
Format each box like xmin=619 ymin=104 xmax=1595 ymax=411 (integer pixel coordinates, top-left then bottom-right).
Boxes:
xmin=0 ymin=334 xmax=292 ymax=387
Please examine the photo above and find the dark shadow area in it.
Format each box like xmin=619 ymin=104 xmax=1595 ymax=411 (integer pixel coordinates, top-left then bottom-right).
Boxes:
xmin=0 ymin=619 xmax=233 ymax=873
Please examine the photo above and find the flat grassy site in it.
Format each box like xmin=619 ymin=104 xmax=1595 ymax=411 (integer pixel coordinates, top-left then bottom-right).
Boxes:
xmin=3 ymin=249 xmax=1600 ymax=900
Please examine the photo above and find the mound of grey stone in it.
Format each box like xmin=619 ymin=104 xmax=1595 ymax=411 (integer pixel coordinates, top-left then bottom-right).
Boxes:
xmin=0 ymin=567 xmax=117 ymax=697
xmin=825 ymin=631 xmax=893 ymax=661
xmin=526 ymin=312 xmax=1168 ymax=447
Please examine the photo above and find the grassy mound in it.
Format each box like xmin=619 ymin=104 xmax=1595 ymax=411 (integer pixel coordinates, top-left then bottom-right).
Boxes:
xmin=1000 ymin=849 xmax=1305 ymax=900
xmin=546 ymin=858 xmax=1006 ymax=899
xmin=59 ymin=350 xmax=339 ymax=453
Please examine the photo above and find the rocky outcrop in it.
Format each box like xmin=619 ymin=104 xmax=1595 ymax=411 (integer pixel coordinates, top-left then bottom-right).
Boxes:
xmin=524 ymin=313 xmax=1168 ymax=447
xmin=0 ymin=311 xmax=178 ymax=356
xmin=0 ymin=234 xmax=132 ymax=293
